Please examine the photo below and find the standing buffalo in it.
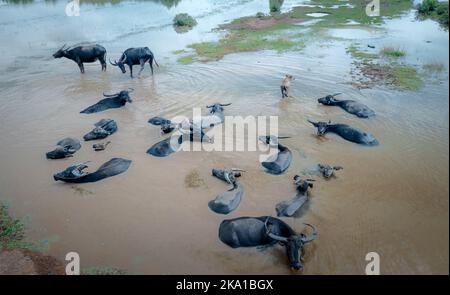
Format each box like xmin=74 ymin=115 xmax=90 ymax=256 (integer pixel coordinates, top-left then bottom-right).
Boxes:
xmin=219 ymin=216 xmax=318 ymax=270
xmin=110 ymin=47 xmax=159 ymax=78
xmin=308 ymin=120 xmax=379 ymax=146
xmin=53 ymin=44 xmax=107 ymax=73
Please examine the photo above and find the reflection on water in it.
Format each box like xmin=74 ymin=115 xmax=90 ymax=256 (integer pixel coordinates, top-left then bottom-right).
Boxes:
xmin=0 ymin=0 xmax=448 ymax=274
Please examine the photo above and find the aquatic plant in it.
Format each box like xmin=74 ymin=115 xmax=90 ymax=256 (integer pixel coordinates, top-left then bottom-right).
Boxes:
xmin=417 ymin=0 xmax=449 ymax=27
xmin=269 ymin=0 xmax=284 ymax=13
xmin=173 ymin=13 xmax=197 ymax=28
xmin=381 ymin=47 xmax=406 ymax=58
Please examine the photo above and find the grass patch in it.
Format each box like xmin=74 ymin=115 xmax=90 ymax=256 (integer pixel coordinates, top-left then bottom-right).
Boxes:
xmin=185 ymin=170 xmax=205 ymax=188
xmin=347 ymin=44 xmax=379 ymax=61
xmin=183 ymin=0 xmax=412 ymax=62
xmin=173 ymin=49 xmax=188 ymax=55
xmin=173 ymin=13 xmax=197 ymax=27
xmin=0 ymin=202 xmax=25 ymax=249
xmin=381 ymin=47 xmax=406 ymax=58
xmin=423 ymin=62 xmax=445 ymax=72
xmin=391 ymin=65 xmax=423 ymax=90
xmin=417 ymin=0 xmax=449 ymax=28
xmin=82 ymin=267 xmax=127 ymax=275
xmin=270 ymin=0 xmax=284 ymax=13
xmin=177 ymin=55 xmax=196 ymax=65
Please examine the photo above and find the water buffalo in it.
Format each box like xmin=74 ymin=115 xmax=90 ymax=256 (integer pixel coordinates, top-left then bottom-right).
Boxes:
xmin=83 ymin=119 xmax=117 ymax=141
xmin=318 ymin=93 xmax=375 ymax=118
xmin=318 ymin=164 xmax=343 ymax=178
xmin=53 ymin=44 xmax=107 ymax=73
xmin=219 ymin=216 xmax=318 ymax=270
xmin=53 ymin=158 xmax=131 ymax=183
xmin=276 ymin=176 xmax=315 ymax=217
xmin=80 ymin=89 xmax=133 ymax=114
xmin=146 ymin=126 xmax=211 ymax=157
xmin=110 ymin=47 xmax=159 ymax=78
xmin=208 ymin=168 xmax=245 ymax=215
xmin=308 ymin=120 xmax=379 ymax=146
xmin=202 ymin=103 xmax=231 ymax=128
xmin=259 ymin=135 xmax=292 ymax=175
xmin=46 ymin=137 xmax=81 ymax=159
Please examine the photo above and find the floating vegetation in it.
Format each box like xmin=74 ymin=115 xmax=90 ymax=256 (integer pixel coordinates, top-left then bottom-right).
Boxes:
xmin=185 ymin=170 xmax=206 ymax=188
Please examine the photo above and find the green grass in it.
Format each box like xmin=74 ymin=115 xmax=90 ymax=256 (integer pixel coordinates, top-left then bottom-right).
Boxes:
xmin=289 ymin=0 xmax=413 ymax=26
xmin=180 ymin=0 xmax=413 ymax=62
xmin=177 ymin=55 xmax=196 ymax=65
xmin=173 ymin=13 xmax=197 ymax=27
xmin=391 ymin=65 xmax=423 ymax=90
xmin=381 ymin=47 xmax=406 ymax=58
xmin=417 ymin=0 xmax=449 ymax=28
xmin=347 ymin=44 xmax=379 ymax=61
xmin=0 ymin=202 xmax=25 ymax=249
xmin=423 ymin=62 xmax=445 ymax=72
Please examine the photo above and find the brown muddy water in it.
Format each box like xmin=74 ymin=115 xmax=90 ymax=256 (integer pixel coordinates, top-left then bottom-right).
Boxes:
xmin=0 ymin=0 xmax=448 ymax=274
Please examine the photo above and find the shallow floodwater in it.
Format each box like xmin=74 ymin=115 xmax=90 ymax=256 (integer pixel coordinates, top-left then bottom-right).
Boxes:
xmin=0 ymin=0 xmax=448 ymax=274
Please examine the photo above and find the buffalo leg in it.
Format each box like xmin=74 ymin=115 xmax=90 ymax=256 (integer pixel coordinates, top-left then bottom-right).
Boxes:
xmin=138 ymin=59 xmax=145 ymax=76
xmin=149 ymin=57 xmax=154 ymax=75
xmin=77 ymin=62 xmax=85 ymax=74
xmin=99 ymin=57 xmax=106 ymax=71
xmin=129 ymin=65 xmax=133 ymax=78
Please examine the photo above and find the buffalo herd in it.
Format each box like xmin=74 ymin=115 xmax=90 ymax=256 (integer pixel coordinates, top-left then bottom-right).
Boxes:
xmin=48 ymin=42 xmax=379 ymax=271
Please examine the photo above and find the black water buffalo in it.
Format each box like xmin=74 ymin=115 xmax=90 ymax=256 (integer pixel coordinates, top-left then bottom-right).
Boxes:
xmin=53 ymin=44 xmax=107 ymax=73
xmin=219 ymin=216 xmax=318 ymax=270
xmin=146 ymin=125 xmax=211 ymax=157
xmin=318 ymin=164 xmax=343 ymax=178
xmin=80 ymin=89 xmax=133 ymax=114
xmin=46 ymin=137 xmax=81 ymax=159
xmin=259 ymin=135 xmax=292 ymax=175
xmin=308 ymin=120 xmax=379 ymax=146
xmin=202 ymin=103 xmax=232 ymax=128
xmin=318 ymin=93 xmax=375 ymax=118
xmin=276 ymin=176 xmax=314 ymax=218
xmin=53 ymin=158 xmax=131 ymax=183
xmin=110 ymin=47 xmax=159 ymax=78
xmin=83 ymin=119 xmax=118 ymax=141
xmin=208 ymin=168 xmax=245 ymax=215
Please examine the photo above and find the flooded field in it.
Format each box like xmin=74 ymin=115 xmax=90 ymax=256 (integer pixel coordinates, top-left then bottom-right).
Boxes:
xmin=0 ymin=0 xmax=448 ymax=274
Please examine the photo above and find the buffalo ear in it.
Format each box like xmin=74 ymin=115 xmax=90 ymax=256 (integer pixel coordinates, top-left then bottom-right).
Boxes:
xmin=308 ymin=183 xmax=313 ymax=188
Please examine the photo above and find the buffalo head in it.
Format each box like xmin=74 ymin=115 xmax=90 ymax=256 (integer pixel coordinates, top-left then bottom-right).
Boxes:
xmin=265 ymin=218 xmax=318 ymax=271
xmin=53 ymin=44 xmax=67 ymax=58
xmin=308 ymin=120 xmax=332 ymax=136
xmin=206 ymin=103 xmax=231 ymax=114
xmin=317 ymin=93 xmax=342 ymax=105
xmin=109 ymin=53 xmax=127 ymax=73
xmin=103 ymin=88 xmax=133 ymax=103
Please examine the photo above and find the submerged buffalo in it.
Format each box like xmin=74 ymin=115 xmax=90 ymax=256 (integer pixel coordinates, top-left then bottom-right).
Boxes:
xmin=208 ymin=168 xmax=245 ymax=215
xmin=110 ymin=47 xmax=159 ymax=78
xmin=318 ymin=164 xmax=343 ymax=178
xmin=259 ymin=135 xmax=292 ymax=175
xmin=308 ymin=120 xmax=379 ymax=146
xmin=202 ymin=103 xmax=231 ymax=128
xmin=53 ymin=44 xmax=107 ymax=73
xmin=53 ymin=158 xmax=132 ymax=183
xmin=83 ymin=119 xmax=118 ymax=141
xmin=276 ymin=176 xmax=314 ymax=218
xmin=318 ymin=93 xmax=375 ymax=118
xmin=219 ymin=216 xmax=318 ymax=270
xmin=46 ymin=137 xmax=81 ymax=159
xmin=80 ymin=90 xmax=133 ymax=114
